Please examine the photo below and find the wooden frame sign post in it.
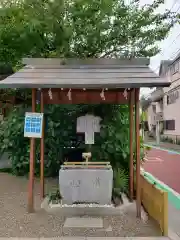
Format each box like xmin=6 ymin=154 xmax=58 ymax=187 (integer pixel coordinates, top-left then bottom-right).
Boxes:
xmin=135 ymin=88 xmax=141 ymax=218
xmin=24 ymin=89 xmax=44 ymax=212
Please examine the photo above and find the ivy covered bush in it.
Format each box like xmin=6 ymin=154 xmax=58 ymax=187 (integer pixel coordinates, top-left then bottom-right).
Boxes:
xmin=0 ymin=103 xmax=143 ymax=178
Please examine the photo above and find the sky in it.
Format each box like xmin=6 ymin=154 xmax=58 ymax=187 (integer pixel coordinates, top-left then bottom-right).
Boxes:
xmin=138 ymin=0 xmax=180 ymax=97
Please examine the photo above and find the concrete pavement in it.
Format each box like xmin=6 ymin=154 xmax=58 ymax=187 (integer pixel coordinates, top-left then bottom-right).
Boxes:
xmin=0 ymin=152 xmax=11 ymax=169
xmin=169 ymin=203 xmax=180 ymax=238
xmin=145 ymin=141 xmax=180 ymax=153
xmin=0 ymin=238 xmax=172 ymax=240
xmin=0 ymin=149 xmax=179 ymax=239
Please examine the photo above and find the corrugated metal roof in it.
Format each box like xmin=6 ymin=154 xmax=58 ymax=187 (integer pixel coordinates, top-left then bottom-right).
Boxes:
xmin=0 ymin=58 xmax=170 ymax=89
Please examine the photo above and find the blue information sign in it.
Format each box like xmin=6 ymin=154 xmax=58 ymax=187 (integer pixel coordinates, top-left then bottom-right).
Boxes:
xmin=24 ymin=112 xmax=43 ymax=138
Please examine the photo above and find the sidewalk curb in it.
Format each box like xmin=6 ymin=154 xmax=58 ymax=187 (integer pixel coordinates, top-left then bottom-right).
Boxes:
xmin=140 ymin=168 xmax=180 ymax=210
xmin=144 ymin=143 xmax=180 ymax=154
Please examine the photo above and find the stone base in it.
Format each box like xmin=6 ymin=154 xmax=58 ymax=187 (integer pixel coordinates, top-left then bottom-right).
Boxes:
xmin=41 ymin=196 xmax=133 ymax=216
xmin=59 ymin=168 xmax=113 ymax=205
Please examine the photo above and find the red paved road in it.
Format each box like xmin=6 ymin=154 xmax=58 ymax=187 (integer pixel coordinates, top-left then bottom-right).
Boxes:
xmin=143 ymin=148 xmax=180 ymax=194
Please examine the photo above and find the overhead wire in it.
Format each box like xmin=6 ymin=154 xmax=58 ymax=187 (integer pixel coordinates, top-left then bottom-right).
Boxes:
xmin=142 ymin=1 xmax=180 ymax=97
xmin=152 ymin=1 xmax=180 ymax=73
xmin=152 ymin=32 xmax=180 ymax=73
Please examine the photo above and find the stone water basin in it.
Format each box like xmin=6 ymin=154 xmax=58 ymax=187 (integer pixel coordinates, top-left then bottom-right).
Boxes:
xmin=59 ymin=166 xmax=113 ymax=205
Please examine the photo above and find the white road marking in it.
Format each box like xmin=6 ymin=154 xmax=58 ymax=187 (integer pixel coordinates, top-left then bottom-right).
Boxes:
xmin=144 ymin=156 xmax=163 ymax=162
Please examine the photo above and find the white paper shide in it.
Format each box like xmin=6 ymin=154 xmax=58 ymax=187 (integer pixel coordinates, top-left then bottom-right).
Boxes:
xmin=76 ymin=114 xmax=101 ymax=144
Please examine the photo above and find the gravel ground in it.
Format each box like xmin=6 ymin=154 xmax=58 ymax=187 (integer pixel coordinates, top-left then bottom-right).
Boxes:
xmin=0 ymin=173 xmax=160 ymax=237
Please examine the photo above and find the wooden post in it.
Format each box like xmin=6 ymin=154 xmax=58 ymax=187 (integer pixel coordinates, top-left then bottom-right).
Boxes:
xmin=162 ymin=191 xmax=168 ymax=236
xmin=135 ymin=88 xmax=141 ymax=218
xmin=40 ymin=89 xmax=45 ymax=199
xmin=28 ymin=88 xmax=36 ymax=213
xmin=129 ymin=89 xmax=134 ymax=201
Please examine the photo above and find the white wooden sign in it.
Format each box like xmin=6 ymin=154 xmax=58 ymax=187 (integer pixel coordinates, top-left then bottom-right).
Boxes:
xmin=24 ymin=112 xmax=43 ymax=138
xmin=77 ymin=114 xmax=101 ymax=144
xmin=85 ymin=132 xmax=94 ymax=145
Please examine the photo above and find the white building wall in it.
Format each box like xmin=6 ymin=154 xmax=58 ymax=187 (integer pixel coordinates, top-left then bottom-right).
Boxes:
xmin=147 ymin=104 xmax=156 ymax=131
xmin=163 ymin=72 xmax=180 ymax=136
xmin=156 ymin=102 xmax=161 ymax=113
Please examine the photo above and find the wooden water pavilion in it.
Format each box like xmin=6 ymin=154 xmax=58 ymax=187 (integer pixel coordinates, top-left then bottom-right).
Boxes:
xmin=0 ymin=58 xmax=170 ymax=217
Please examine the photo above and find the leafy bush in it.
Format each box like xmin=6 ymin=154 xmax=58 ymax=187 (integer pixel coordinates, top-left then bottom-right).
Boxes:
xmin=161 ymin=135 xmax=174 ymax=143
xmin=0 ymin=103 xmax=146 ymax=178
xmin=48 ymin=190 xmax=62 ymax=204
xmin=160 ymin=136 xmax=166 ymax=142
xmin=0 ymin=105 xmax=30 ymax=176
xmin=0 ymin=104 xmax=88 ymax=176
xmin=167 ymin=137 xmax=174 ymax=143
xmin=113 ymin=168 xmax=128 ymax=193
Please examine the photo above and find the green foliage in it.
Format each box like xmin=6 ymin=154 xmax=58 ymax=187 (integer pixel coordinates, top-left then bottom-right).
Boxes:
xmin=0 ymin=106 xmax=30 ymax=175
xmin=0 ymin=63 xmax=13 ymax=75
xmin=161 ymin=135 xmax=174 ymax=144
xmin=0 ymin=0 xmax=178 ymax=64
xmin=0 ymin=104 xmax=145 ymax=177
xmin=0 ymin=104 xmax=87 ymax=176
xmin=91 ymin=105 xmax=130 ymax=170
xmin=145 ymin=146 xmax=151 ymax=151
xmin=113 ymin=168 xmax=128 ymax=193
xmin=0 ymin=167 xmax=12 ymax=174
xmin=48 ymin=190 xmax=62 ymax=204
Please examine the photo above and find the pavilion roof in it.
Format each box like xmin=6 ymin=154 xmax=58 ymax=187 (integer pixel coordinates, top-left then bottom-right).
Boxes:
xmin=0 ymin=58 xmax=170 ymax=89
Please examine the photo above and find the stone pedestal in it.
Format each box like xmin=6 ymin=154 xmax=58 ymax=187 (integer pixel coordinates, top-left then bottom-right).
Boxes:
xmin=59 ymin=167 xmax=113 ymax=205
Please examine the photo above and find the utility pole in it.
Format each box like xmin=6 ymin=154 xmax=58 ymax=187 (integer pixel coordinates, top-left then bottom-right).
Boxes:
xmin=156 ymin=120 xmax=160 ymax=145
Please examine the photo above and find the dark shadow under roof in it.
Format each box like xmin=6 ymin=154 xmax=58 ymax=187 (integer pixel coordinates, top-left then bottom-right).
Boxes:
xmin=0 ymin=58 xmax=171 ymax=89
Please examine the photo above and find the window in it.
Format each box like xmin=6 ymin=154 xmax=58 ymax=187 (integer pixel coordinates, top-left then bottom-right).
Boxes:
xmin=166 ymin=69 xmax=170 ymax=77
xmin=152 ymin=105 xmax=156 ymax=113
xmin=164 ymin=120 xmax=175 ymax=131
xmin=170 ymin=65 xmax=175 ymax=75
xmin=175 ymin=62 xmax=179 ymax=72
xmin=167 ymin=90 xmax=179 ymax=105
xmin=170 ymin=61 xmax=179 ymax=75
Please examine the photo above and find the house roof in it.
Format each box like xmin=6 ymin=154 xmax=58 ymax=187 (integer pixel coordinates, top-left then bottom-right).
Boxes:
xmin=0 ymin=58 xmax=171 ymax=89
xmin=158 ymin=60 xmax=172 ymax=76
xmin=169 ymin=52 xmax=180 ymax=66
